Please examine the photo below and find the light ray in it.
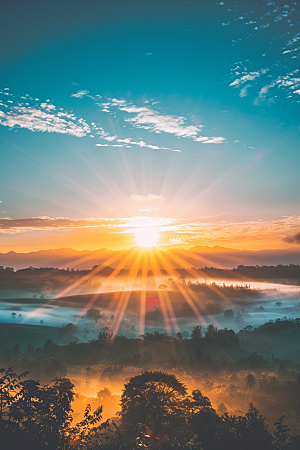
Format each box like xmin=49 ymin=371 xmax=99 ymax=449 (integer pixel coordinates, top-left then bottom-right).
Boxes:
xmin=148 ymin=249 xmax=172 ymax=334
xmin=154 ymin=249 xmax=208 ymax=327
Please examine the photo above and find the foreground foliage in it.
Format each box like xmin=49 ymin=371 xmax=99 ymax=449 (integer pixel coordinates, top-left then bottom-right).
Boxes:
xmin=0 ymin=367 xmax=299 ymax=450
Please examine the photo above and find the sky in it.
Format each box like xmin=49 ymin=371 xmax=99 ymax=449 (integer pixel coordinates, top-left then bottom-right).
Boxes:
xmin=0 ymin=0 xmax=300 ymax=252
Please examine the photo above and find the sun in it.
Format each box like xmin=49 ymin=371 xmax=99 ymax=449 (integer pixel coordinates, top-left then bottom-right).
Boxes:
xmin=135 ymin=227 xmax=159 ymax=248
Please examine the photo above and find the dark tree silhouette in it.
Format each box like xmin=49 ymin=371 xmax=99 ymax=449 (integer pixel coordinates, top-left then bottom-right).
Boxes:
xmin=191 ymin=326 xmax=202 ymax=340
xmin=273 ymin=416 xmax=290 ymax=448
xmin=0 ymin=368 xmax=106 ymax=450
xmin=120 ymin=371 xmax=187 ymax=444
xmin=245 ymin=373 xmax=256 ymax=403
xmin=188 ymin=390 xmax=220 ymax=450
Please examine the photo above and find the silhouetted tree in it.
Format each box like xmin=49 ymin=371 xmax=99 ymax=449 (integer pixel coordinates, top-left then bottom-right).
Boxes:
xmin=120 ymin=371 xmax=187 ymax=445
xmin=245 ymin=373 xmax=256 ymax=403
xmin=188 ymin=390 xmax=220 ymax=450
xmin=191 ymin=326 xmax=202 ymax=340
xmin=273 ymin=416 xmax=290 ymax=448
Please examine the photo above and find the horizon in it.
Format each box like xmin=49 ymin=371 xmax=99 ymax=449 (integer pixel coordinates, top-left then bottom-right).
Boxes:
xmin=2 ymin=242 xmax=300 ymax=255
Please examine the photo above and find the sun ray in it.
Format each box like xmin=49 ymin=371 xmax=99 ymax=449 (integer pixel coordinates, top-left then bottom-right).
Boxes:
xmin=154 ymin=249 xmax=208 ymax=327
xmin=139 ymin=250 xmax=149 ymax=336
xmin=110 ymin=248 xmax=144 ymax=336
xmin=148 ymin=249 xmax=172 ymax=334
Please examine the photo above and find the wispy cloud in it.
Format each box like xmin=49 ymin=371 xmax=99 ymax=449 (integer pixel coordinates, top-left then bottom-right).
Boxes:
xmin=130 ymin=194 xmax=163 ymax=202
xmin=98 ymin=98 xmax=226 ymax=144
xmin=254 ymin=69 xmax=300 ymax=104
xmin=0 ymin=216 xmax=175 ymax=234
xmin=2 ymin=215 xmax=300 ymax=250
xmin=71 ymin=90 xmax=89 ymax=98
xmin=224 ymin=1 xmax=300 ymax=104
xmin=229 ymin=71 xmax=266 ymax=87
xmin=0 ymin=89 xmax=226 ymax=149
xmin=0 ymin=217 xmax=128 ymax=233
xmin=0 ymin=91 xmax=90 ymax=137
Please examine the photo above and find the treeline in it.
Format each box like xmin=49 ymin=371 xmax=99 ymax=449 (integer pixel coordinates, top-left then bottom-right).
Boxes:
xmin=1 ymin=264 xmax=300 ymax=291
xmin=1 ymin=368 xmax=299 ymax=450
xmin=2 ymin=320 xmax=300 ymax=399
xmin=190 ymin=264 xmax=300 ymax=283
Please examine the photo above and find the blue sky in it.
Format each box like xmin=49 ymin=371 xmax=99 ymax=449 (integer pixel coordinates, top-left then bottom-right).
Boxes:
xmin=0 ymin=0 xmax=300 ymax=251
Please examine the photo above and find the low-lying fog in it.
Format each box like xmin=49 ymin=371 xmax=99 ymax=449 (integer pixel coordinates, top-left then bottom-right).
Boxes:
xmin=1 ymin=280 xmax=299 ymax=340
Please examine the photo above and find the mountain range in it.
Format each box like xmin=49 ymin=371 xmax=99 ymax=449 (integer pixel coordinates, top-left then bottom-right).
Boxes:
xmin=1 ymin=245 xmax=300 ymax=270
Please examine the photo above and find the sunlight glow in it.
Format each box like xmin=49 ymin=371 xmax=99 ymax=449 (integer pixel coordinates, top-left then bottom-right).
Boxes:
xmin=135 ymin=227 xmax=159 ymax=248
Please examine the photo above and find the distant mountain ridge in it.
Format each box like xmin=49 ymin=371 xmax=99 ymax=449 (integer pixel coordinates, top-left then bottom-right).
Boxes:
xmin=1 ymin=245 xmax=300 ymax=270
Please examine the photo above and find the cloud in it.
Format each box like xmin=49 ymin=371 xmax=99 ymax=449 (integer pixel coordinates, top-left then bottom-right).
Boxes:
xmin=98 ymin=98 xmax=226 ymax=144
xmin=282 ymin=232 xmax=300 ymax=244
xmin=71 ymin=90 xmax=89 ymax=98
xmin=254 ymin=69 xmax=300 ymax=104
xmin=95 ymin=143 xmax=124 ymax=147
xmin=239 ymin=85 xmax=251 ymax=97
xmin=98 ymin=137 xmax=181 ymax=152
xmin=201 ymin=137 xmax=226 ymax=144
xmin=1 ymin=89 xmax=226 ymax=150
xmin=225 ymin=1 xmax=300 ymax=105
xmin=0 ymin=216 xmax=132 ymax=233
xmin=130 ymin=194 xmax=163 ymax=202
xmin=3 ymin=215 xmax=300 ymax=250
xmin=0 ymin=94 xmax=91 ymax=137
xmin=0 ymin=216 xmax=176 ymax=235
xmin=117 ymin=103 xmax=201 ymax=138
xmin=230 ymin=69 xmax=268 ymax=87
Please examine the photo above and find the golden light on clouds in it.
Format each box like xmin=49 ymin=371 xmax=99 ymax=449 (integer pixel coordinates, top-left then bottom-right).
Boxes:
xmin=1 ymin=214 xmax=300 ymax=252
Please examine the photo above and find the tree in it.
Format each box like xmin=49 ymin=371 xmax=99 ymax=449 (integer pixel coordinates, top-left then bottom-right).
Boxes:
xmin=191 ymin=326 xmax=202 ymax=340
xmin=217 ymin=404 xmax=273 ymax=450
xmin=273 ymin=416 xmax=290 ymax=448
xmin=8 ymin=377 xmax=75 ymax=449
xmin=188 ymin=390 xmax=220 ymax=450
xmin=0 ymin=368 xmax=106 ymax=450
xmin=245 ymin=373 xmax=256 ymax=403
xmin=120 ymin=371 xmax=188 ymax=444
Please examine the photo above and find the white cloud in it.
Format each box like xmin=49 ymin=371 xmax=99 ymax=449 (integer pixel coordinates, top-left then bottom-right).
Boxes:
xmin=202 ymin=137 xmax=226 ymax=144
xmin=287 ymin=32 xmax=300 ymax=46
xmin=1 ymin=89 xmax=227 ymax=150
xmin=102 ymin=135 xmax=118 ymax=141
xmin=71 ymin=90 xmax=89 ymax=98
xmin=282 ymin=47 xmax=299 ymax=54
xmin=230 ymin=70 xmax=267 ymax=87
xmin=101 ymin=98 xmax=226 ymax=145
xmin=239 ymin=84 xmax=251 ymax=97
xmin=130 ymin=194 xmax=163 ymax=202
xmin=255 ymin=70 xmax=300 ymax=103
xmin=194 ymin=136 xmax=225 ymax=144
xmin=97 ymin=138 xmax=181 ymax=152
xmin=0 ymin=107 xmax=90 ymax=137
xmin=95 ymin=143 xmax=124 ymax=147
xmin=118 ymin=104 xmax=201 ymax=138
